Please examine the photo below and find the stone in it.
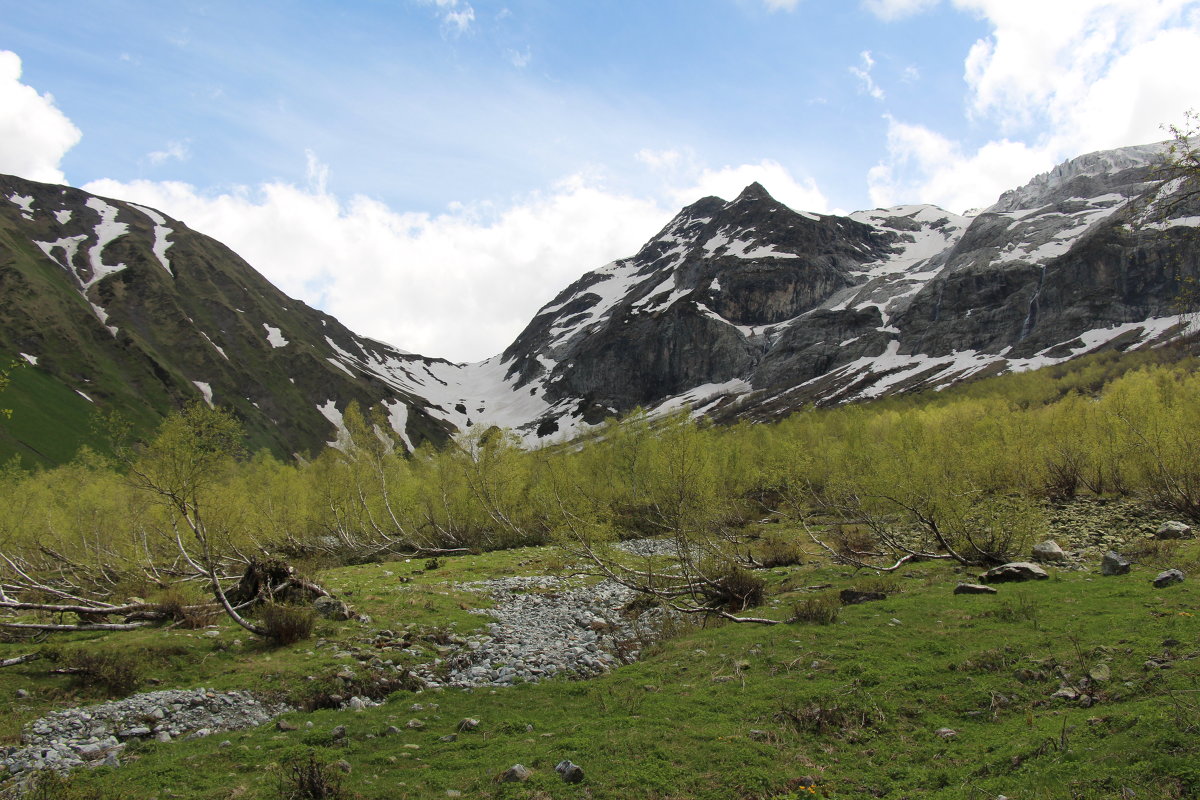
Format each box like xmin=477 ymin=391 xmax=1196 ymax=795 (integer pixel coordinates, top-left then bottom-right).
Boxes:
xmin=954 ymin=583 xmax=998 ymax=595
xmin=1155 ymin=521 xmax=1192 ymax=540
xmin=15 ymin=689 xmax=28 ymax=699
xmin=839 ymin=589 xmax=887 ymax=605
xmin=501 ymin=764 xmax=532 ymax=782
xmin=406 ymin=719 xmax=425 ymax=729
xmin=934 ymin=728 xmax=957 ymax=739
xmin=1100 ymin=551 xmax=1131 ymax=576
xmin=556 ymin=759 xmax=585 ymax=783
xmin=348 ymin=697 xmax=367 ymax=712
xmin=313 ymin=595 xmax=354 ymax=621
xmin=330 ymin=725 xmax=346 ymax=740
xmin=1089 ymin=664 xmax=1111 ymax=683
xmin=1031 ymin=540 xmax=1067 ymax=563
xmin=980 ymin=562 xmax=1049 ymax=584
xmin=1152 ymin=569 xmax=1185 ymax=588
xmin=334 ymin=760 xmax=352 ymax=774
xmin=438 ymin=734 xmax=458 ymax=742
xmin=456 ymin=718 xmax=480 ymax=732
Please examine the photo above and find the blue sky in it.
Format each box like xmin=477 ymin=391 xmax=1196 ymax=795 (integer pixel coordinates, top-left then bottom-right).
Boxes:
xmin=2 ymin=1 xmax=1198 ymax=360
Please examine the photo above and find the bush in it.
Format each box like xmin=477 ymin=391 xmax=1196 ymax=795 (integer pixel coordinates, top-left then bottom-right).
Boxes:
xmin=23 ymin=770 xmax=122 ymax=800
xmin=278 ymin=751 xmax=344 ymax=800
xmin=758 ymin=534 xmax=804 ymax=568
xmin=261 ymin=603 xmax=317 ymax=645
xmin=41 ymin=647 xmax=143 ymax=696
xmin=703 ymin=564 xmax=766 ymax=611
xmin=791 ymin=592 xmax=841 ymax=625
xmin=154 ymin=585 xmax=219 ymax=629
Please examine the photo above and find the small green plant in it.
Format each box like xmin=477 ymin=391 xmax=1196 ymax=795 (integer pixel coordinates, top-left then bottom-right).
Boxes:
xmin=790 ymin=592 xmax=841 ymax=625
xmin=277 ymin=751 xmax=344 ymax=800
xmin=153 ymin=584 xmax=220 ymax=629
xmin=261 ymin=603 xmax=317 ymax=645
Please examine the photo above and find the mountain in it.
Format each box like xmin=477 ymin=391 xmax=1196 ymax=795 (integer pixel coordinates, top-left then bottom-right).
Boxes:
xmin=0 ymin=177 xmax=457 ymax=462
xmin=1 ymin=143 xmax=1197 ymax=462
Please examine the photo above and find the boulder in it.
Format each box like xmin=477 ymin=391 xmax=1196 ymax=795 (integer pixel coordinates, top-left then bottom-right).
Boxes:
xmin=839 ymin=589 xmax=887 ymax=605
xmin=1152 ymin=569 xmax=1185 ymax=588
xmin=1031 ymin=540 xmax=1067 ymax=563
xmin=556 ymin=759 xmax=585 ymax=784
xmin=501 ymin=764 xmax=532 ymax=783
xmin=954 ymin=583 xmax=998 ymax=595
xmin=313 ymin=595 xmax=353 ymax=620
xmin=1100 ymin=551 xmax=1131 ymax=576
xmin=980 ymin=562 xmax=1049 ymax=584
xmin=1155 ymin=521 xmax=1193 ymax=540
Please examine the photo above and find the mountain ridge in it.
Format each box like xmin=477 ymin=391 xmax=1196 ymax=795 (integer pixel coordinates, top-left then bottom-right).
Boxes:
xmin=1 ymin=141 xmax=1197 ymax=462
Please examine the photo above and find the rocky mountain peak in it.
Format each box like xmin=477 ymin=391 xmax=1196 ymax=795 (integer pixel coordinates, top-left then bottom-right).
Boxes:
xmin=988 ymin=143 xmax=1166 ymax=214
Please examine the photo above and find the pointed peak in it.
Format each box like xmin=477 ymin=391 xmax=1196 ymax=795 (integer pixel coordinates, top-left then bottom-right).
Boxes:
xmin=733 ymin=182 xmax=774 ymax=203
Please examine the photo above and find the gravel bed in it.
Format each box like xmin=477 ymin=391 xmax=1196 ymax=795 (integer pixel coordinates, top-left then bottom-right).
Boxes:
xmin=413 ymin=576 xmax=673 ymax=689
xmin=1 ymin=688 xmax=288 ymax=782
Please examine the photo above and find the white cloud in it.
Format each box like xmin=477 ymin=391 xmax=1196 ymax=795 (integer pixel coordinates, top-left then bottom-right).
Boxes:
xmin=506 ymin=47 xmax=532 ymax=68
xmin=867 ymin=117 xmax=1056 ymax=212
xmin=762 ymin=0 xmax=801 ymax=10
xmin=425 ymin=0 xmax=475 ymax=33
xmin=849 ymin=50 xmax=885 ymax=101
xmin=862 ymin=0 xmax=941 ymax=19
xmin=0 ymin=50 xmax=82 ymax=184
xmin=672 ymin=159 xmax=831 ymax=213
xmin=635 ymin=148 xmax=683 ymax=170
xmin=146 ymin=139 xmax=190 ymax=166
xmin=866 ymin=1 xmax=1200 ymax=211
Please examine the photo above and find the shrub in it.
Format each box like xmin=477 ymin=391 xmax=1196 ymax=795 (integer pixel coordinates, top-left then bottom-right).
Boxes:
xmin=154 ymin=585 xmax=219 ymax=629
xmin=703 ymin=564 xmax=766 ymax=611
xmin=758 ymin=534 xmax=804 ymax=568
xmin=23 ymin=770 xmax=122 ymax=800
xmin=791 ymin=592 xmax=841 ymax=625
xmin=41 ymin=647 xmax=143 ymax=696
xmin=261 ymin=603 xmax=317 ymax=645
xmin=278 ymin=751 xmax=344 ymax=800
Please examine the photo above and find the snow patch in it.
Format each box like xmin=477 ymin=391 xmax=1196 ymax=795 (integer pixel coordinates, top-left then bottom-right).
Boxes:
xmin=317 ymin=400 xmax=351 ymax=452
xmin=192 ymin=381 xmax=214 ymax=407
xmin=19 ymin=353 xmax=37 ymax=366
xmin=131 ymin=204 xmax=174 ymax=275
xmin=75 ymin=389 xmax=93 ymax=403
xmin=54 ymin=209 xmax=71 ymax=224
xmin=264 ymin=324 xmax=289 ymax=348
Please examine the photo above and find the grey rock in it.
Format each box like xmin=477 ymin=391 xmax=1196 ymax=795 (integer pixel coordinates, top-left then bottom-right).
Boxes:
xmin=839 ymin=589 xmax=887 ymax=605
xmin=556 ymin=759 xmax=585 ymax=783
xmin=934 ymin=728 xmax=957 ymax=739
xmin=330 ymin=725 xmax=346 ymax=740
xmin=954 ymin=583 xmax=998 ymax=595
xmin=501 ymin=764 xmax=532 ymax=782
xmin=1100 ymin=551 xmax=1131 ymax=576
xmin=1031 ymin=540 xmax=1067 ymax=563
xmin=406 ymin=719 xmax=425 ymax=729
xmin=1152 ymin=569 xmax=1185 ymax=588
xmin=313 ymin=595 xmax=354 ymax=620
xmin=456 ymin=718 xmax=480 ymax=732
xmin=1155 ymin=521 xmax=1192 ymax=540
xmin=980 ymin=562 xmax=1049 ymax=583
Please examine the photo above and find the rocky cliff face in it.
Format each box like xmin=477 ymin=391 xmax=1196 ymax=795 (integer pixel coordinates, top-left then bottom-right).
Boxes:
xmin=2 ymin=142 xmax=1197 ymax=460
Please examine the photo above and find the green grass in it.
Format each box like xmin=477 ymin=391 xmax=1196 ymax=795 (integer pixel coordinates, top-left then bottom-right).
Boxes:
xmin=1 ymin=534 xmax=1197 ymax=799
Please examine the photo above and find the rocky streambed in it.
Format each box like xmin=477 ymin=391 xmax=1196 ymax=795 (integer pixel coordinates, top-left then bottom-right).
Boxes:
xmin=413 ymin=575 xmax=671 ymax=689
xmin=0 ymin=688 xmax=288 ymax=781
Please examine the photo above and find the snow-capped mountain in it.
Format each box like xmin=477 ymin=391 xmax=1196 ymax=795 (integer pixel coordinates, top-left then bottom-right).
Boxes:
xmin=1 ymin=142 xmax=1197 ymax=461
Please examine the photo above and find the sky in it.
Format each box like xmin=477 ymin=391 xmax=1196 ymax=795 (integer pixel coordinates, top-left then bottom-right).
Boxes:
xmin=2 ymin=0 xmax=1198 ymax=362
